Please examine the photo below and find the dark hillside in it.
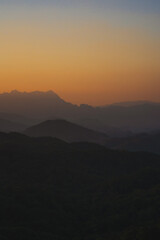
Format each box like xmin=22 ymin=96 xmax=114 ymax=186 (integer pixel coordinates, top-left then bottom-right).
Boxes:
xmin=0 ymin=133 xmax=160 ymax=239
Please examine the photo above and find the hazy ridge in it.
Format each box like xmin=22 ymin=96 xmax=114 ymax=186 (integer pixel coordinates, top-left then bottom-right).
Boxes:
xmin=0 ymin=90 xmax=160 ymax=135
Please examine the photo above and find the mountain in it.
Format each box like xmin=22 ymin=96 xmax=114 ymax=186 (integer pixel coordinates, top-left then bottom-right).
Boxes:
xmin=0 ymin=112 xmax=39 ymax=126
xmin=0 ymin=90 xmax=70 ymax=119
xmin=110 ymin=100 xmax=160 ymax=107
xmin=106 ymin=132 xmax=160 ymax=154
xmin=0 ymin=91 xmax=160 ymax=134
xmin=0 ymin=118 xmax=27 ymax=132
xmin=0 ymin=132 xmax=160 ymax=239
xmin=76 ymin=118 xmax=133 ymax=137
xmin=99 ymin=102 xmax=160 ymax=132
xmin=24 ymin=119 xmax=108 ymax=144
xmin=25 ymin=118 xmax=160 ymax=154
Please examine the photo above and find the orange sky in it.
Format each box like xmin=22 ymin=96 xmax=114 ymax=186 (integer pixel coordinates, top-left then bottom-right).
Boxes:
xmin=0 ymin=3 xmax=160 ymax=105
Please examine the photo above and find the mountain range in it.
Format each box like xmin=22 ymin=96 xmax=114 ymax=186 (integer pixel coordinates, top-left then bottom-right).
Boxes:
xmin=0 ymin=91 xmax=160 ymax=239
xmin=23 ymin=119 xmax=160 ymax=154
xmin=0 ymin=90 xmax=160 ymax=135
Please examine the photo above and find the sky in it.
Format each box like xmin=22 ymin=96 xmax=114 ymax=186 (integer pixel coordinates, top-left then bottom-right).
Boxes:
xmin=0 ymin=0 xmax=160 ymax=105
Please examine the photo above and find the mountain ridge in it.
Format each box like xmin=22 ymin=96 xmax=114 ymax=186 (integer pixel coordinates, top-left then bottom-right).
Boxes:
xmin=24 ymin=119 xmax=108 ymax=144
xmin=1 ymin=90 xmax=160 ymax=134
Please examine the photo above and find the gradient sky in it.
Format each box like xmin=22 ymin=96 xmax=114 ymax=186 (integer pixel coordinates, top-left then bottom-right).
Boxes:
xmin=0 ymin=0 xmax=160 ymax=105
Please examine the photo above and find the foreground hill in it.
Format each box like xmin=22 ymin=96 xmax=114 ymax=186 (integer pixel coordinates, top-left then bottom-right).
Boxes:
xmin=0 ymin=132 xmax=160 ymax=239
xmin=25 ymin=119 xmax=108 ymax=144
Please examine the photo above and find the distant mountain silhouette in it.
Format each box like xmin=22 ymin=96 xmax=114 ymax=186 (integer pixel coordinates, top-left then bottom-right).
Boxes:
xmin=110 ymin=100 xmax=160 ymax=107
xmin=0 ymin=118 xmax=27 ymax=132
xmin=100 ymin=102 xmax=160 ymax=131
xmin=0 ymin=112 xmax=37 ymax=126
xmin=76 ymin=118 xmax=133 ymax=137
xmin=25 ymin=119 xmax=108 ymax=144
xmin=0 ymin=91 xmax=160 ymax=134
xmin=0 ymin=90 xmax=68 ymax=118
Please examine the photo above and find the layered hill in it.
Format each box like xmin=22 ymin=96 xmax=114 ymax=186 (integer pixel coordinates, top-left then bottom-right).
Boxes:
xmin=0 ymin=91 xmax=160 ymax=134
xmin=0 ymin=118 xmax=27 ymax=132
xmin=25 ymin=119 xmax=108 ymax=144
xmin=0 ymin=132 xmax=160 ymax=239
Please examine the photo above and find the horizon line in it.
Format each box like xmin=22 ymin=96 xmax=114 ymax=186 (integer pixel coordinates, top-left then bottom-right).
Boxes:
xmin=0 ymin=89 xmax=159 ymax=107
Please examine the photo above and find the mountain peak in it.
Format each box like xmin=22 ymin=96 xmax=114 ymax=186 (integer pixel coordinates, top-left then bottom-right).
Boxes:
xmin=10 ymin=90 xmax=21 ymax=95
xmin=3 ymin=90 xmax=59 ymax=97
xmin=25 ymin=119 xmax=108 ymax=144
